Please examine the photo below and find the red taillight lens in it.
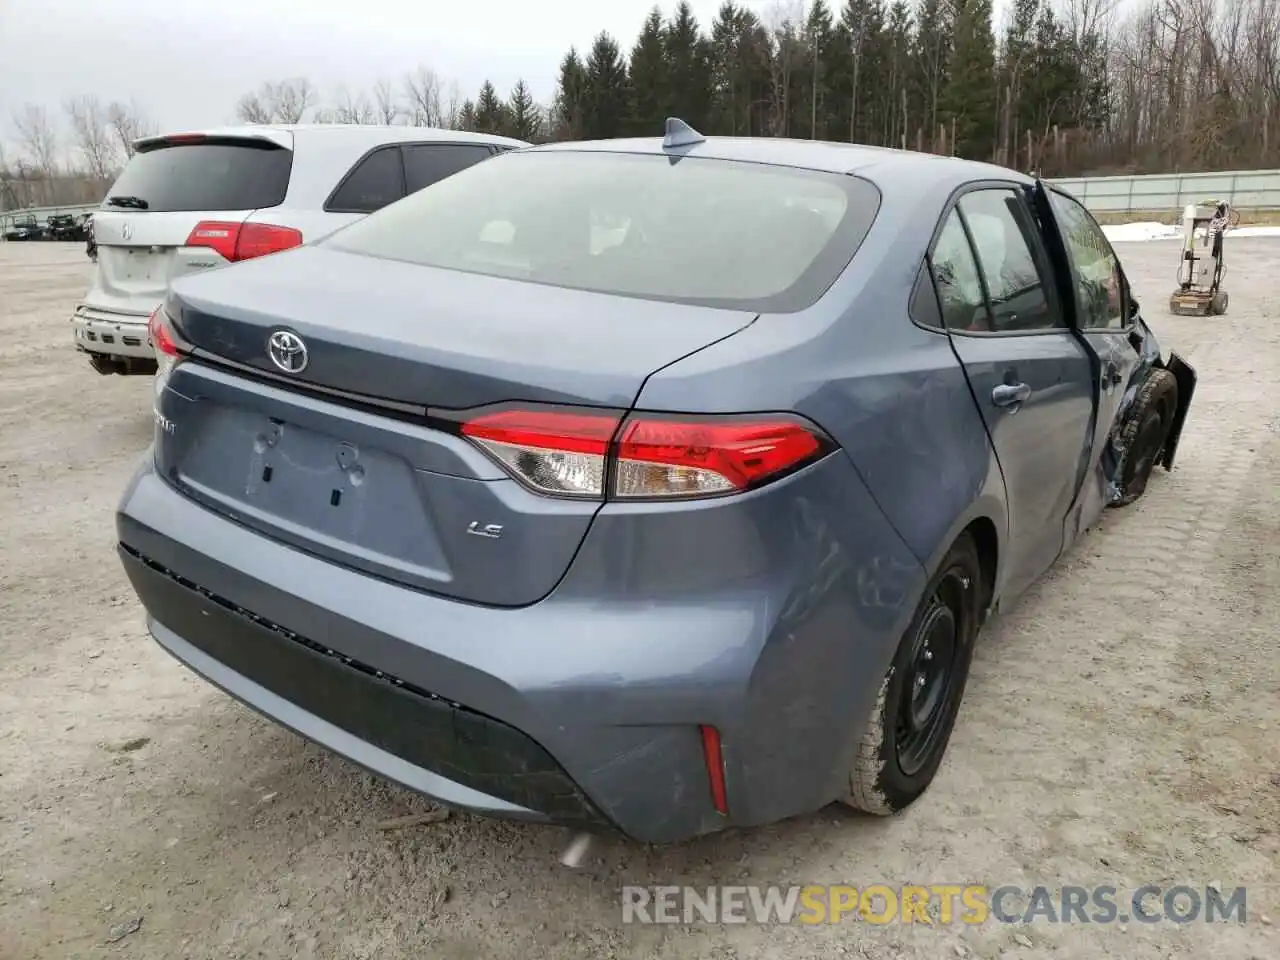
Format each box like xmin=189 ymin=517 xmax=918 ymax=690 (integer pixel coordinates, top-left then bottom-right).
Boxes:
xmin=614 ymin=415 xmax=823 ymax=498
xmin=147 ymin=306 xmax=180 ymax=357
xmin=458 ymin=407 xmax=830 ymax=501
xmin=185 ymin=221 xmax=303 ymax=262
xmin=461 ymin=408 xmax=621 ymax=498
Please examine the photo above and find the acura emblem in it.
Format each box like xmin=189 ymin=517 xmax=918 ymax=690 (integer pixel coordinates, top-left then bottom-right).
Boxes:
xmin=267 ymin=330 xmax=308 ymax=373
xmin=120 ymin=222 xmax=132 ymax=241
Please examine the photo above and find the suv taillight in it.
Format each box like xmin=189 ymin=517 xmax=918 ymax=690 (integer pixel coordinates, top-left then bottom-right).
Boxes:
xmin=185 ymin=221 xmax=302 ymax=262
xmin=459 ymin=406 xmax=832 ymax=501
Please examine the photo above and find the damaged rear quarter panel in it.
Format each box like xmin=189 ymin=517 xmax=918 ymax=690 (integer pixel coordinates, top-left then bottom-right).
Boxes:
xmin=1099 ymin=316 xmax=1196 ymax=503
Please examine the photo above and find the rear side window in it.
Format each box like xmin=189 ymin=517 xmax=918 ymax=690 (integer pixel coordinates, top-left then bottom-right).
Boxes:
xmin=323 ymin=151 xmax=881 ymax=312
xmin=404 ymin=144 xmax=496 ymax=194
xmin=327 ymin=146 xmax=406 ymax=214
xmin=106 ymin=141 xmax=292 ymax=212
xmin=929 ymin=211 xmax=991 ymax=331
xmin=957 ymin=189 xmax=1062 ymax=332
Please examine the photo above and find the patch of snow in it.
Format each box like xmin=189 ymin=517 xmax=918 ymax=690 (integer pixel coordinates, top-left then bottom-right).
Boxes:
xmin=1227 ymin=225 xmax=1280 ymax=239
xmin=1102 ymin=221 xmax=1280 ymax=243
xmin=1102 ymin=222 xmax=1180 ymax=243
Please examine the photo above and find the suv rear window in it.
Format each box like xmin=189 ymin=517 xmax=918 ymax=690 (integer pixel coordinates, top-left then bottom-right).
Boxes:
xmin=323 ymin=150 xmax=881 ymax=312
xmin=105 ymin=140 xmax=292 ymax=213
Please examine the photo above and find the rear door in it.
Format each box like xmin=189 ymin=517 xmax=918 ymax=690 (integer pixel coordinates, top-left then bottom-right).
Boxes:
xmin=1035 ymin=183 xmax=1144 ymax=529
xmin=932 ymin=185 xmax=1095 ymax=596
xmin=88 ymin=132 xmax=293 ymax=317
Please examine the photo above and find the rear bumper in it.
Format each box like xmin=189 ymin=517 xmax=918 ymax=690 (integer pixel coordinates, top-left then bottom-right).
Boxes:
xmin=122 ymin=544 xmax=606 ymax=826
xmin=116 ymin=454 xmax=925 ymax=842
xmin=72 ymin=305 xmax=154 ymax=359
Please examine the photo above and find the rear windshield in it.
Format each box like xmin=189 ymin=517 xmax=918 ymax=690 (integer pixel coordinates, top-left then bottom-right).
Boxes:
xmin=106 ymin=140 xmax=292 ymax=213
xmin=323 ymin=150 xmax=881 ymax=312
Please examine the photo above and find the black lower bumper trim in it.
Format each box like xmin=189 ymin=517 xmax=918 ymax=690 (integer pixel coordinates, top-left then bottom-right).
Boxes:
xmin=119 ymin=544 xmax=607 ymax=827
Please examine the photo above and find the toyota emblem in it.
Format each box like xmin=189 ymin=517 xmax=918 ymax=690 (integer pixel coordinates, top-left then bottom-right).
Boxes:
xmin=267 ymin=330 xmax=309 ymax=373
xmin=120 ymin=222 xmax=132 ymax=241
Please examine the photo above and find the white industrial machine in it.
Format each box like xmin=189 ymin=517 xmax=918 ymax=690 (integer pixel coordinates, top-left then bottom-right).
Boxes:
xmin=1168 ymin=200 xmax=1234 ymax=316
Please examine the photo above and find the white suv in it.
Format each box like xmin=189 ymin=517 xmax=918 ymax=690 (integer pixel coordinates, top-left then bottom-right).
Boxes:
xmin=74 ymin=124 xmax=527 ymax=375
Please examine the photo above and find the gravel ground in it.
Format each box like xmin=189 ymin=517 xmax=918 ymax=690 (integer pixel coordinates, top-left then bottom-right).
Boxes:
xmin=0 ymin=240 xmax=1277 ymax=960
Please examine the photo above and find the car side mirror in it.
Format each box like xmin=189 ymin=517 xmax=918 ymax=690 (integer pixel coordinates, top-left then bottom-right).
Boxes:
xmin=1128 ymin=295 xmax=1141 ymax=320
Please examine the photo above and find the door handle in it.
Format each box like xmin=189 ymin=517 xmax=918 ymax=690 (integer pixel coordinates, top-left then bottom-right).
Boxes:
xmin=1106 ymin=363 xmax=1123 ymax=386
xmin=992 ymin=382 xmax=1032 ymax=407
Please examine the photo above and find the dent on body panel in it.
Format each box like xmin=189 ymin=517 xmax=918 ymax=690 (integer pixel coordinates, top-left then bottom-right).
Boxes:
xmin=803 ymin=330 xmax=999 ymax=571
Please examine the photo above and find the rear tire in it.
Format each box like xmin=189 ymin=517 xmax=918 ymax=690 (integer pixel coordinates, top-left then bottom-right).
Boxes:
xmin=1210 ymin=291 xmax=1228 ymax=315
xmin=843 ymin=533 xmax=982 ymax=815
xmin=1112 ymin=368 xmax=1178 ymax=507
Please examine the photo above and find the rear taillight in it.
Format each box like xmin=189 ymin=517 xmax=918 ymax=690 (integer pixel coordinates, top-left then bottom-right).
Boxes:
xmin=147 ymin=305 xmax=180 ymax=358
xmin=459 ymin=406 xmax=832 ymax=501
xmin=461 ymin=409 xmax=617 ymax=498
xmin=147 ymin=305 xmax=186 ymax=383
xmin=185 ymin=221 xmax=303 ymax=262
xmin=614 ymin=416 xmax=824 ymax=498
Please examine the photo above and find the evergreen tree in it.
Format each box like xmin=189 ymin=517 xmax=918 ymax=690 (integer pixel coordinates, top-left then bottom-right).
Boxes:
xmin=533 ymin=0 xmax=1118 ymax=165
xmin=629 ymin=7 xmax=669 ymax=135
xmin=1019 ymin=4 xmax=1079 ymax=167
xmin=836 ymin=0 xmax=889 ymax=145
xmin=551 ymin=49 xmax=589 ymax=139
xmin=475 ymin=81 xmax=507 ymax=135
xmin=799 ymin=0 xmax=836 ymax=140
xmin=456 ymin=99 xmax=478 ymax=131
xmin=583 ymin=32 xmax=630 ymax=139
xmin=913 ymin=0 xmax=953 ymax=147
xmin=708 ymin=2 xmax=773 ymax=136
xmin=942 ymin=0 xmax=997 ymax=159
xmin=662 ymin=2 xmax=714 ymax=131
xmin=883 ymin=0 xmax=913 ymax=147
xmin=507 ymin=79 xmax=542 ymax=141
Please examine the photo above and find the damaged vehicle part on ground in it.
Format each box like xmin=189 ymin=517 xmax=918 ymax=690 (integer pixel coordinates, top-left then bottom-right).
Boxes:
xmin=116 ymin=122 xmax=1196 ymax=843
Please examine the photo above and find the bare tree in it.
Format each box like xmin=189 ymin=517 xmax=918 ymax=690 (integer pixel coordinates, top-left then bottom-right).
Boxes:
xmin=236 ymin=91 xmax=273 ymax=124
xmin=12 ymin=104 xmax=60 ymax=180
xmin=332 ymin=87 xmax=377 ymax=124
xmin=443 ymin=81 xmax=464 ymax=130
xmin=403 ymin=65 xmax=444 ymax=127
xmin=236 ymin=78 xmax=316 ymax=123
xmin=271 ymin=78 xmax=316 ymax=123
xmin=65 ymin=95 xmax=121 ymax=182
xmin=106 ymin=100 xmax=155 ymax=158
xmin=372 ymin=78 xmax=401 ymax=124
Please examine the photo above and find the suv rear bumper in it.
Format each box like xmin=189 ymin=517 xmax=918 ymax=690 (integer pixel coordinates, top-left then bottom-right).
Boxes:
xmin=116 ymin=453 xmax=924 ymax=842
xmin=72 ymin=305 xmax=154 ymax=359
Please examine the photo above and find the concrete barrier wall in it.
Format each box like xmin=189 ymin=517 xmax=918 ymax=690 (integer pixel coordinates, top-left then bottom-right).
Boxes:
xmin=1050 ymin=169 xmax=1280 ymax=215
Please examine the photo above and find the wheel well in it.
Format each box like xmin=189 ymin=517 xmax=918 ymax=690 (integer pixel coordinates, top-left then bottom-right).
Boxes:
xmin=964 ymin=517 xmax=999 ymax=618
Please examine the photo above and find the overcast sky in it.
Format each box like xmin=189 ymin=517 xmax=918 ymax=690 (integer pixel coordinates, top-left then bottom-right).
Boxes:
xmin=2 ymin=0 xmax=777 ymax=145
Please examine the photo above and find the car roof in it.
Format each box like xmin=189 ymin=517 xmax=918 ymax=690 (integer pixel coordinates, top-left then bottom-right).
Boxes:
xmin=134 ymin=124 xmax=528 ymax=152
xmin=526 ymin=135 xmax=1033 ymax=191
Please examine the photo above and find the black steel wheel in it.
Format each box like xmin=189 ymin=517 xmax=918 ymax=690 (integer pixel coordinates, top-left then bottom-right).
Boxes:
xmin=845 ymin=533 xmax=982 ymax=815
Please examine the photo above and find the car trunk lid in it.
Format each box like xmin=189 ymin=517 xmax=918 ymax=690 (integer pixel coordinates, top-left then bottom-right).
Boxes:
xmin=166 ymin=245 xmax=757 ymax=409
xmin=156 ymin=246 xmax=757 ymax=606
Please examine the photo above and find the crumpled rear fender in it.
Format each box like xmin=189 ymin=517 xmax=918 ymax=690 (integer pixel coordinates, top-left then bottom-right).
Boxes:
xmin=1157 ymin=351 xmax=1198 ymax=470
